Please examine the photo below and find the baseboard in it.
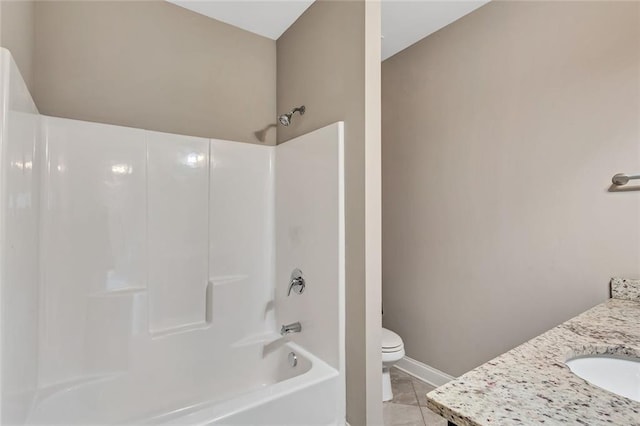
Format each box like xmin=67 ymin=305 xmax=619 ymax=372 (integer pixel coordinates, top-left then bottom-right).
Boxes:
xmin=395 ymin=356 xmax=455 ymax=387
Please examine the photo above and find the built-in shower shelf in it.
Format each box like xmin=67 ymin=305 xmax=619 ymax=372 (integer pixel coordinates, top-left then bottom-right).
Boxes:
xmin=150 ymin=321 xmax=211 ymax=339
xmin=209 ymin=274 xmax=248 ymax=287
xmin=231 ymin=332 xmax=282 ymax=348
xmin=88 ymin=287 xmax=147 ymax=297
xmin=32 ymin=373 xmax=120 ymax=404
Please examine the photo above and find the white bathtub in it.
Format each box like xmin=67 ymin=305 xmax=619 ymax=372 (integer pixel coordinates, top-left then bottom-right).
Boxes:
xmin=26 ymin=341 xmax=343 ymax=425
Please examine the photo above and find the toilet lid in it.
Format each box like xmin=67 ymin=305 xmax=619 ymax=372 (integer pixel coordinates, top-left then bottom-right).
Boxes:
xmin=382 ymin=328 xmax=403 ymax=352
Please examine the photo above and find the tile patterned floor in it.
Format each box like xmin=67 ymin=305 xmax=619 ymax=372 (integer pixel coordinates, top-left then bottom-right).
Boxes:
xmin=383 ymin=367 xmax=447 ymax=426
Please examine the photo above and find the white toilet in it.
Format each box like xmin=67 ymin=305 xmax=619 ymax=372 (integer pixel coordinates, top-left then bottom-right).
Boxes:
xmin=382 ymin=327 xmax=405 ymax=402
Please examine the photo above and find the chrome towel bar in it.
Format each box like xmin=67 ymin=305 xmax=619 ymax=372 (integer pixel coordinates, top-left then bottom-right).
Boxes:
xmin=612 ymin=173 xmax=640 ymax=186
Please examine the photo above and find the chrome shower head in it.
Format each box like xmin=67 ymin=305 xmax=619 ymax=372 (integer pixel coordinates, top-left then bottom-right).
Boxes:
xmin=279 ymin=113 xmax=292 ymax=126
xmin=278 ymin=105 xmax=305 ymax=127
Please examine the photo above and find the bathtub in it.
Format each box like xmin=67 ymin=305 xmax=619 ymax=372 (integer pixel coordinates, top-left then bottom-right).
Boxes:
xmin=26 ymin=341 xmax=344 ymax=425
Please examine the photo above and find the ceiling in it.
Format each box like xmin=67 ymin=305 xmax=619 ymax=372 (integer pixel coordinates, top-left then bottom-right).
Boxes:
xmin=381 ymin=1 xmax=489 ymax=60
xmin=167 ymin=1 xmax=315 ymax=40
xmin=167 ymin=0 xmax=489 ymax=60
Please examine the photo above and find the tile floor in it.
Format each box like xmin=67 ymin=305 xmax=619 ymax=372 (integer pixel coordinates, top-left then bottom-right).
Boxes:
xmin=383 ymin=368 xmax=447 ymax=426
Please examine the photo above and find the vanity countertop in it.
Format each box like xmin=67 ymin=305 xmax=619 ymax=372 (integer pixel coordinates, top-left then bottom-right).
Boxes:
xmin=426 ymin=278 xmax=640 ymax=426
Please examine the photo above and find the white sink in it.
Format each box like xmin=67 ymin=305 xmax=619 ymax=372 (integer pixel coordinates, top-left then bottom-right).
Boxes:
xmin=566 ymin=355 xmax=640 ymax=402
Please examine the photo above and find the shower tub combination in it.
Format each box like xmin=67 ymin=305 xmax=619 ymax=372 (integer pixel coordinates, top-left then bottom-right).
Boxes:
xmin=0 ymin=48 xmax=345 ymax=425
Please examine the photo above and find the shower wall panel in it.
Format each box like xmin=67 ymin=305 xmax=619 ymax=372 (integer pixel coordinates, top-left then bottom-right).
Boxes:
xmin=147 ymin=131 xmax=209 ymax=333
xmin=209 ymin=140 xmax=275 ymax=347
xmin=275 ymin=122 xmax=345 ymax=373
xmin=39 ymin=117 xmax=148 ymax=387
xmin=34 ymin=115 xmax=277 ymax=399
xmin=0 ymin=48 xmax=41 ymax=425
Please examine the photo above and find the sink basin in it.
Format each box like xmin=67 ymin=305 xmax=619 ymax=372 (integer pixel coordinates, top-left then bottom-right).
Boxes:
xmin=566 ymin=355 xmax=640 ymax=402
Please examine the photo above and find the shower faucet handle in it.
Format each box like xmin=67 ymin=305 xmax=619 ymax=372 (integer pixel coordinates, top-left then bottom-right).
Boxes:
xmin=287 ymin=268 xmax=305 ymax=296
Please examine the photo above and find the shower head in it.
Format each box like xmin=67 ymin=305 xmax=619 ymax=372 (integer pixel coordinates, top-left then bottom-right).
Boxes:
xmin=278 ymin=105 xmax=305 ymax=126
xmin=279 ymin=113 xmax=292 ymax=127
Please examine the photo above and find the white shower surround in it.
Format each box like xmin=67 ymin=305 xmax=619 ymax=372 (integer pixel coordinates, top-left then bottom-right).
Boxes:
xmin=0 ymin=48 xmax=345 ymax=425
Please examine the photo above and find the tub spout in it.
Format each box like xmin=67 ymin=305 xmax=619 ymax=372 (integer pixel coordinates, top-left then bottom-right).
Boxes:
xmin=281 ymin=322 xmax=302 ymax=335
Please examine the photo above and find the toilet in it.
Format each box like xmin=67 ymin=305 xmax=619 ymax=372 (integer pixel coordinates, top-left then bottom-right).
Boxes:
xmin=382 ymin=327 xmax=405 ymax=402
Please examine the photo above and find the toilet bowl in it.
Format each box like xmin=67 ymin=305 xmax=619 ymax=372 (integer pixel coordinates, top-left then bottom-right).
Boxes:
xmin=382 ymin=327 xmax=405 ymax=402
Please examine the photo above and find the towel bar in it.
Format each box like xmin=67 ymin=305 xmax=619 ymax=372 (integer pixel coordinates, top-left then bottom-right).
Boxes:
xmin=612 ymin=173 xmax=640 ymax=186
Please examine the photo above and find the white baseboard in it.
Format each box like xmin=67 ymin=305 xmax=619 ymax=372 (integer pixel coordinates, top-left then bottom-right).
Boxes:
xmin=395 ymin=356 xmax=455 ymax=387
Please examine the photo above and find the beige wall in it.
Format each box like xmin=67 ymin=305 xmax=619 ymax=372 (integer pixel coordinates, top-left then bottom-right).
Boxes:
xmin=382 ymin=0 xmax=640 ymax=377
xmin=277 ymin=1 xmax=382 ymax=424
xmin=0 ymin=0 xmax=35 ymax=91
xmin=32 ymin=0 xmax=276 ymax=144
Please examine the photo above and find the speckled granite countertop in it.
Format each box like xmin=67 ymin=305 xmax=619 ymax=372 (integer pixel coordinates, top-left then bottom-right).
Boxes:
xmin=426 ymin=278 xmax=640 ymax=426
